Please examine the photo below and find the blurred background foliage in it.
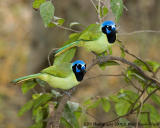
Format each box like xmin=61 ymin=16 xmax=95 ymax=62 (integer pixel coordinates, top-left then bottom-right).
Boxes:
xmin=0 ymin=0 xmax=160 ymax=127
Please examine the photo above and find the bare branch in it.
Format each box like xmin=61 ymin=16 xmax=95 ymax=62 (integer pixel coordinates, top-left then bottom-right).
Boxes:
xmin=51 ymin=22 xmax=80 ymax=33
xmin=84 ymin=73 xmax=123 ymax=81
xmin=87 ymin=55 xmax=160 ymax=87
xmin=90 ymin=0 xmax=98 ymax=12
xmin=117 ymin=40 xmax=153 ymax=73
xmin=98 ymin=0 xmax=102 ymax=23
xmin=48 ymin=48 xmax=59 ymax=66
xmin=46 ymin=88 xmax=75 ymax=128
xmin=123 ymin=73 xmax=143 ymax=92
xmin=118 ymin=30 xmax=160 ymax=36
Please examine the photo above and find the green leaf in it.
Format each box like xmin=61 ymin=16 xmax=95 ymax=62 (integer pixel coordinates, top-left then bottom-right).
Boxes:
xmin=83 ymin=98 xmax=101 ymax=109
xmin=63 ymin=104 xmax=79 ymax=128
xmin=51 ymin=89 xmax=62 ymax=97
xmin=18 ymin=100 xmax=34 ymax=116
xmin=151 ymin=94 xmax=160 ymax=106
xmin=21 ymin=80 xmax=37 ymax=94
xmin=133 ymin=60 xmax=149 ymax=71
xmin=126 ymin=68 xmax=146 ymax=82
xmin=147 ymin=87 xmax=160 ymax=106
xmin=109 ymin=95 xmax=119 ymax=102
xmin=58 ymin=19 xmax=65 ymax=25
xmin=119 ymin=118 xmax=130 ymax=126
xmin=33 ymin=93 xmax=53 ymax=109
xmin=83 ymin=98 xmax=92 ymax=106
xmin=115 ymin=100 xmax=131 ymax=116
xmin=54 ymin=16 xmax=65 ymax=26
xmin=102 ymin=7 xmax=108 ymax=17
xmin=87 ymin=98 xmax=101 ymax=109
xmin=32 ymin=93 xmax=41 ymax=100
xmin=139 ymin=104 xmax=160 ymax=124
xmin=40 ymin=1 xmax=54 ymax=27
xmin=29 ymin=122 xmax=43 ymax=128
xmin=118 ymin=90 xmax=139 ymax=103
xmin=74 ymin=107 xmax=82 ymax=121
xmin=99 ymin=60 xmax=119 ymax=70
xmin=101 ymin=97 xmax=110 ymax=112
xmin=33 ymin=107 xmax=43 ymax=123
xmin=146 ymin=60 xmax=160 ymax=72
xmin=110 ymin=0 xmax=124 ymax=22
xmin=61 ymin=117 xmax=73 ymax=128
xmin=47 ymin=22 xmax=56 ymax=27
xmin=69 ymin=22 xmax=80 ymax=28
xmin=32 ymin=0 xmax=45 ymax=9
xmin=120 ymin=47 xmax=125 ymax=58
xmin=67 ymin=101 xmax=79 ymax=112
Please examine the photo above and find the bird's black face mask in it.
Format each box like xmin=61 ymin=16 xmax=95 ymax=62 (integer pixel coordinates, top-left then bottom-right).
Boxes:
xmin=72 ymin=64 xmax=86 ymax=82
xmin=102 ymin=25 xmax=117 ymax=44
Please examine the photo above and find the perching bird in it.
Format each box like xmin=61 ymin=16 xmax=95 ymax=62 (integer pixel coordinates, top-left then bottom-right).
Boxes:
xmin=12 ymin=60 xmax=86 ymax=90
xmin=54 ymin=21 xmax=116 ymax=57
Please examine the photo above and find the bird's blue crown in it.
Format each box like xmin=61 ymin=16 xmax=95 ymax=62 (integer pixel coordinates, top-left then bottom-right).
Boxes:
xmin=72 ymin=60 xmax=86 ymax=73
xmin=101 ymin=21 xmax=116 ymax=34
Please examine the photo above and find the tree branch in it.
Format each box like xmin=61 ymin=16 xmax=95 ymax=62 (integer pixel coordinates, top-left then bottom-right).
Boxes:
xmin=46 ymin=88 xmax=75 ymax=128
xmin=118 ymin=30 xmax=160 ymax=36
xmin=47 ymin=54 xmax=160 ymax=127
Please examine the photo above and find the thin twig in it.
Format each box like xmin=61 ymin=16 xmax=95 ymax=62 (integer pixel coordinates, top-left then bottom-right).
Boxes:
xmin=90 ymin=0 xmax=98 ymax=12
xmin=84 ymin=73 xmax=123 ymax=81
xmin=123 ymin=73 xmax=143 ymax=92
xmin=117 ymin=40 xmax=153 ymax=73
xmin=136 ymin=93 xmax=144 ymax=128
xmin=52 ymin=22 xmax=80 ymax=33
xmin=87 ymin=55 xmax=160 ymax=87
xmin=48 ymin=48 xmax=59 ymax=66
xmin=46 ymin=88 xmax=75 ymax=128
xmin=118 ymin=30 xmax=160 ymax=36
xmin=98 ymin=0 xmax=102 ymax=23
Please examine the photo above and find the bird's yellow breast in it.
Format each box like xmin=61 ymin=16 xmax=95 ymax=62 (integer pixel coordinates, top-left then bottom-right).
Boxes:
xmin=83 ymin=34 xmax=112 ymax=54
xmin=37 ymin=73 xmax=79 ymax=90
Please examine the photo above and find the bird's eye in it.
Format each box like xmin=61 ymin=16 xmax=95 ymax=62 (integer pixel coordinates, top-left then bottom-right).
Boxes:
xmin=107 ymin=26 xmax=112 ymax=31
xmin=77 ymin=64 xmax=81 ymax=69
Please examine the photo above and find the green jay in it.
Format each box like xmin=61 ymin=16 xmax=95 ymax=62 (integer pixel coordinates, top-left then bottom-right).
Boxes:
xmin=54 ymin=21 xmax=116 ymax=57
xmin=12 ymin=60 xmax=86 ymax=90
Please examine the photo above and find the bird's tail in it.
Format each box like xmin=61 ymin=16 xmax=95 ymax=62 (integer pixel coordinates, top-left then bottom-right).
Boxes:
xmin=55 ymin=40 xmax=80 ymax=56
xmin=47 ymin=40 xmax=80 ymax=65
xmin=11 ymin=73 xmax=41 ymax=84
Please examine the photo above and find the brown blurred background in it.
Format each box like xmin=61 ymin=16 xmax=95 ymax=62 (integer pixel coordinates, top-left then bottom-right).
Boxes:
xmin=0 ymin=0 xmax=160 ymax=127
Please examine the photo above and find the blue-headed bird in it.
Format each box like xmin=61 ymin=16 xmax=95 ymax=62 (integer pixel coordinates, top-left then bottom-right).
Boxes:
xmin=12 ymin=60 xmax=86 ymax=90
xmin=54 ymin=21 xmax=116 ymax=57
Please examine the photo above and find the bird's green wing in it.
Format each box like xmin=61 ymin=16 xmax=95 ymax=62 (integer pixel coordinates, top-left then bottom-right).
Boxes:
xmin=41 ymin=62 xmax=72 ymax=78
xmin=78 ymin=24 xmax=102 ymax=41
xmin=53 ymin=33 xmax=81 ymax=65
xmin=54 ymin=24 xmax=102 ymax=57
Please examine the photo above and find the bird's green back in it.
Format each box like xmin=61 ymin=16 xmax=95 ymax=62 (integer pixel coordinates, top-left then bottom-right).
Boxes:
xmin=41 ymin=62 xmax=72 ymax=78
xmin=78 ymin=24 xmax=102 ymax=41
xmin=53 ymin=24 xmax=103 ymax=65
